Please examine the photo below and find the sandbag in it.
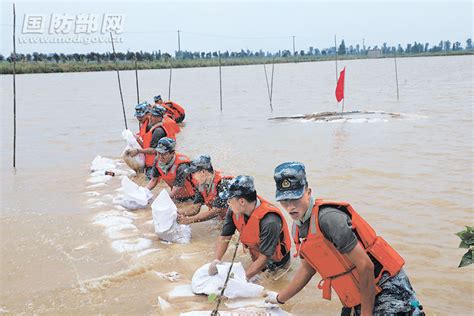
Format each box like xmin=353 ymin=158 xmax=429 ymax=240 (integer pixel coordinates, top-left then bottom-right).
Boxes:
xmin=121 ymin=129 xmax=145 ymax=173
xmin=90 ymin=155 xmax=117 ymax=172
xmin=191 ymin=262 xmax=264 ymax=299
xmin=115 ymin=177 xmax=152 ymax=210
xmin=152 ymin=190 xmax=191 ymax=244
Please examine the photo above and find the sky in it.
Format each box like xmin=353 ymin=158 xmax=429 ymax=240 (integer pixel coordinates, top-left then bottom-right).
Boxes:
xmin=0 ymin=0 xmax=472 ymax=55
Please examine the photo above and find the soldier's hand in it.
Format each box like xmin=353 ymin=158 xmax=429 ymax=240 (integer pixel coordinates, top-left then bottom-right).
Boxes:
xmin=264 ymin=291 xmax=282 ymax=304
xmin=208 ymin=259 xmax=221 ymax=276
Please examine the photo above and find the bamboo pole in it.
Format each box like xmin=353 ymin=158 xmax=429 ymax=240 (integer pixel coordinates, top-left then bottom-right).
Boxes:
xmin=218 ymin=51 xmax=223 ymax=111
xmin=334 ymin=34 xmax=338 ymax=83
xmin=12 ymin=3 xmax=17 ymax=168
xmin=394 ymin=51 xmax=400 ymax=101
xmin=134 ymin=54 xmax=139 ymax=103
xmin=110 ymin=32 xmax=128 ymax=130
xmin=168 ymin=60 xmax=172 ymax=100
xmin=270 ymin=56 xmax=275 ymax=101
xmin=211 ymin=236 xmax=240 ymax=316
xmin=263 ymin=63 xmax=272 ymax=111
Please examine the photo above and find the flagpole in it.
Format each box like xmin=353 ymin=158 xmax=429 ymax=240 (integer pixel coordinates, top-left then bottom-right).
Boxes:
xmin=341 ymin=67 xmax=345 ymax=114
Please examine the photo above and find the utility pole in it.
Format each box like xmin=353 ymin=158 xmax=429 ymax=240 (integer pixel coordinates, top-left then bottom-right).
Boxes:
xmin=177 ymin=30 xmax=181 ymax=53
xmin=292 ymin=35 xmax=296 ymax=62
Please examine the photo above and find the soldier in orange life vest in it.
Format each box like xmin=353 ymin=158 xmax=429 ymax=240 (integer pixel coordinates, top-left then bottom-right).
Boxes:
xmin=207 ymin=175 xmax=292 ymax=281
xmin=127 ymin=106 xmax=178 ymax=179
xmin=265 ymin=162 xmax=424 ymax=316
xmin=153 ymin=95 xmax=186 ymax=123
xmin=145 ymin=137 xmax=196 ymax=203
xmin=177 ymin=155 xmax=233 ymax=225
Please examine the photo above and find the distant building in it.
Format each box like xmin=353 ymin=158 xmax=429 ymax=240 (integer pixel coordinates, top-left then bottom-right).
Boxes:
xmin=368 ymin=49 xmax=382 ymax=58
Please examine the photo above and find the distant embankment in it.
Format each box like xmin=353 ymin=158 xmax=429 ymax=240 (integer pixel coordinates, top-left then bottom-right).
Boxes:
xmin=1 ymin=51 xmax=472 ymax=75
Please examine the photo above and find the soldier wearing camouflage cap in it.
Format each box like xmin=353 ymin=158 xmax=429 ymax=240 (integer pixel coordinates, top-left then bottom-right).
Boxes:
xmin=265 ymin=162 xmax=424 ymax=316
xmin=145 ymin=137 xmax=197 ymax=202
xmin=208 ymin=175 xmax=291 ymax=280
xmin=128 ymin=105 xmax=179 ymax=179
xmin=176 ymin=155 xmax=233 ymax=225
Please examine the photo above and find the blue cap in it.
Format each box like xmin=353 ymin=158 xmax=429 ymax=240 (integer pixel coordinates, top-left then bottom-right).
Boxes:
xmin=219 ymin=175 xmax=255 ymax=200
xmin=134 ymin=102 xmax=149 ymax=117
xmin=153 ymin=95 xmax=162 ymax=102
xmin=156 ymin=137 xmax=176 ymax=154
xmin=274 ymin=162 xmax=307 ymax=201
xmin=150 ymin=105 xmax=165 ymax=117
xmin=185 ymin=155 xmax=212 ymax=174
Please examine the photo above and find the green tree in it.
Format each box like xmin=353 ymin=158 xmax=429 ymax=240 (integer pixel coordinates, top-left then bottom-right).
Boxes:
xmin=338 ymin=40 xmax=346 ymax=55
xmin=466 ymin=38 xmax=472 ymax=49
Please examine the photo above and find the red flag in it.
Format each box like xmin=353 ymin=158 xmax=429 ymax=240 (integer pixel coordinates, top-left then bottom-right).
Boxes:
xmin=335 ymin=67 xmax=345 ymax=102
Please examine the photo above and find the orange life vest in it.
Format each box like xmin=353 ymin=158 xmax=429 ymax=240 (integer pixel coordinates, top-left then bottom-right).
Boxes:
xmin=232 ymin=196 xmax=291 ymax=262
xmin=198 ymin=171 xmax=233 ymax=218
xmin=293 ymin=199 xmax=405 ymax=308
xmin=162 ymin=116 xmax=180 ymax=139
xmin=163 ymin=101 xmax=185 ymax=121
xmin=141 ymin=118 xmax=177 ymax=167
xmin=153 ymin=153 xmax=196 ymax=199
xmin=137 ymin=118 xmax=149 ymax=142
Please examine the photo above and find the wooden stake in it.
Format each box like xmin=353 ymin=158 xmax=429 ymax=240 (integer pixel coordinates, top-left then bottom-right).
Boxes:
xmin=270 ymin=56 xmax=275 ymax=107
xmin=168 ymin=61 xmax=172 ymax=100
xmin=134 ymin=54 xmax=139 ymax=103
xmin=334 ymin=34 xmax=338 ymax=83
xmin=263 ymin=61 xmax=274 ymax=112
xmin=12 ymin=3 xmax=17 ymax=168
xmin=110 ymin=32 xmax=128 ymax=130
xmin=394 ymin=51 xmax=400 ymax=101
xmin=219 ymin=51 xmax=223 ymax=111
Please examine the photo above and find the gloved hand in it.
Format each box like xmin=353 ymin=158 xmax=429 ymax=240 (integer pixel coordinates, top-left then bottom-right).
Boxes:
xmin=127 ymin=148 xmax=139 ymax=157
xmin=208 ymin=259 xmax=221 ymax=276
xmin=264 ymin=291 xmax=283 ymax=304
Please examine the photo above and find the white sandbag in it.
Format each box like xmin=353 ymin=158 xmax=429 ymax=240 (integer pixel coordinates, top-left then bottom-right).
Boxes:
xmin=111 ymin=238 xmax=152 ymax=253
xmin=180 ymin=307 xmax=290 ymax=316
xmin=105 ymin=223 xmax=139 ymax=239
xmin=87 ymin=175 xmax=112 ymax=184
xmin=115 ymin=177 xmax=152 ymax=210
xmin=152 ymin=190 xmax=192 ymax=244
xmin=191 ymin=262 xmax=264 ymax=299
xmin=90 ymin=155 xmax=117 ymax=172
xmin=168 ymin=284 xmax=195 ymax=299
xmin=155 ymin=222 xmax=192 ymax=244
xmin=121 ymin=129 xmax=145 ymax=172
xmin=152 ymin=190 xmax=177 ymax=232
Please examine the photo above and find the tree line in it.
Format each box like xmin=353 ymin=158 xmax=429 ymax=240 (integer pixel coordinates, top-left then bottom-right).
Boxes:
xmin=2 ymin=38 xmax=472 ymax=63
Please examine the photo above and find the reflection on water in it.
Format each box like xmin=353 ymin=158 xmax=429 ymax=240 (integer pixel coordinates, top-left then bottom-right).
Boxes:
xmin=1 ymin=55 xmax=473 ymax=315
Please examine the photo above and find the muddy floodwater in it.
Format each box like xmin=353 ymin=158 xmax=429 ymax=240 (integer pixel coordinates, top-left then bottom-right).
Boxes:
xmin=1 ymin=55 xmax=473 ymax=315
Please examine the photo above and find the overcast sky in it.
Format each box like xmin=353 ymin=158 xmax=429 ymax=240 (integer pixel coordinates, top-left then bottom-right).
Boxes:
xmin=0 ymin=0 xmax=472 ymax=55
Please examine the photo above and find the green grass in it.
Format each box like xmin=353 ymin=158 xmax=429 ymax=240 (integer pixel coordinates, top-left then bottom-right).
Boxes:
xmin=0 ymin=50 xmax=471 ymax=75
